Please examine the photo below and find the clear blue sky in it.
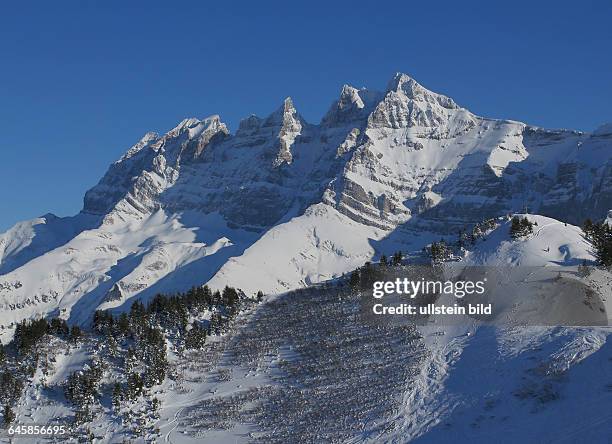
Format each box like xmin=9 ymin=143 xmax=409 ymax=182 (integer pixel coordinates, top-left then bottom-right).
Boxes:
xmin=1 ymin=0 xmax=611 ymax=231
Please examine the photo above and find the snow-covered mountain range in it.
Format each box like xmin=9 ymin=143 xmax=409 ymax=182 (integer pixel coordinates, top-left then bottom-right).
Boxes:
xmin=1 ymin=72 xmax=611 ymax=336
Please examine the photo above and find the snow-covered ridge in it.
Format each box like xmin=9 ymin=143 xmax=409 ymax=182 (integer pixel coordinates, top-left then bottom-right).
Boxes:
xmin=1 ymin=72 xmax=612 ymax=337
xmin=3 ymin=212 xmax=610 ymax=442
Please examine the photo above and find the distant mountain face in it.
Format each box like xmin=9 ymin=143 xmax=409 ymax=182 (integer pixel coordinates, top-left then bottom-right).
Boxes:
xmin=1 ymin=73 xmax=611 ymax=335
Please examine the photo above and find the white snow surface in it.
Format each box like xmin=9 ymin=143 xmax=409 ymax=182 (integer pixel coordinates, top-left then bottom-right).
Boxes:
xmin=5 ymin=215 xmax=610 ymax=443
xmin=463 ymin=214 xmax=593 ymax=267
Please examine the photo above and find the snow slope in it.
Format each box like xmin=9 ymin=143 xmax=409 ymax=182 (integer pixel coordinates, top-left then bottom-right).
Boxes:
xmin=394 ymin=217 xmax=612 ymax=443
xmin=3 ymin=214 xmax=611 ymax=443
xmin=464 ymin=214 xmax=593 ymax=267
xmin=0 ymin=210 xmax=257 ymax=340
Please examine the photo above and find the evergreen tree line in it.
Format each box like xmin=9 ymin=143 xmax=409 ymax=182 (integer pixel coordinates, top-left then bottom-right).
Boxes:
xmin=457 ymin=218 xmax=498 ymax=248
xmin=93 ymin=285 xmax=250 ymax=349
xmin=2 ymin=404 xmax=14 ymax=427
xmin=583 ymin=219 xmax=612 ymax=266
xmin=14 ymin=317 xmax=81 ymax=354
xmin=378 ymin=251 xmax=403 ymax=268
xmin=1 ymin=317 xmax=82 ymax=427
xmin=510 ymin=216 xmax=534 ymax=239
xmin=1 ymin=284 xmax=257 ymax=428
xmin=93 ymin=285 xmax=254 ymax=407
xmin=349 ymin=254 xmax=404 ymax=293
xmin=0 ymin=371 xmax=23 ymax=407
xmin=64 ymin=359 xmax=105 ymax=409
xmin=428 ymin=240 xmax=452 ymax=264
xmin=349 ymin=257 xmax=401 ymax=292
xmin=426 ymin=218 xmax=501 ymax=264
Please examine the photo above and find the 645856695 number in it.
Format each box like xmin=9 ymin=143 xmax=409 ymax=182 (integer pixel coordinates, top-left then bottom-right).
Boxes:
xmin=4 ymin=424 xmax=68 ymax=437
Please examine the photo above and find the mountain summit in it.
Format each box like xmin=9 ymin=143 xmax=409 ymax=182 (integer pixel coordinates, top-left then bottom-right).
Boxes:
xmin=1 ymin=73 xmax=611 ymax=335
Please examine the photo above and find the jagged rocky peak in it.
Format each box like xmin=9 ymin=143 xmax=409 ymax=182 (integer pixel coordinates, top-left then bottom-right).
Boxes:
xmin=164 ymin=114 xmax=231 ymax=163
xmin=386 ymin=72 xmax=458 ymax=109
xmin=260 ymin=97 xmax=303 ymax=166
xmin=168 ymin=117 xmax=200 ymax=137
xmin=263 ymin=97 xmax=303 ymax=129
xmin=188 ymin=115 xmax=230 ymax=158
xmin=203 ymin=114 xmax=229 ymax=133
xmin=119 ymin=131 xmax=160 ymax=162
xmin=140 ymin=131 xmax=160 ymax=144
xmin=164 ymin=115 xmax=229 ymax=147
xmin=174 ymin=115 xmax=228 ymax=141
xmin=322 ymin=84 xmax=381 ymax=126
xmin=368 ymin=72 xmax=474 ymax=131
xmin=236 ymin=114 xmax=263 ymax=137
xmin=83 ymin=115 xmax=230 ymax=215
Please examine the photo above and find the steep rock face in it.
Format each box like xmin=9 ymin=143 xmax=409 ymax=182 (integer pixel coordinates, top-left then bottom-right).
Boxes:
xmin=368 ymin=73 xmax=476 ymax=137
xmin=537 ymin=128 xmax=612 ymax=224
xmin=269 ymin=97 xmax=303 ymax=167
xmin=322 ymin=85 xmax=382 ymax=126
xmin=1 ymin=72 xmax=612 ymax=333
xmin=83 ymin=116 xmax=230 ymax=219
xmin=159 ymin=98 xmax=338 ymax=229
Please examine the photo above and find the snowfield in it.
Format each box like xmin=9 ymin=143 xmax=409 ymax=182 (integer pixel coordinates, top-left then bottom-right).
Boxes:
xmin=463 ymin=214 xmax=593 ymax=267
xmin=1 ymin=214 xmax=610 ymax=443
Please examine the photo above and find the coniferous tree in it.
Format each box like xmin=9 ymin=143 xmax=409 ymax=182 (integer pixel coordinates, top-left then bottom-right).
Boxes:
xmin=582 ymin=218 xmax=594 ymax=237
xmin=212 ymin=290 xmax=222 ymax=307
xmin=117 ymin=312 xmax=130 ymax=337
xmin=3 ymin=404 xmax=15 ymax=426
xmin=391 ymin=251 xmax=403 ymax=266
xmin=125 ymin=347 xmax=137 ymax=374
xmin=139 ymin=327 xmax=167 ymax=387
xmin=380 ymin=254 xmax=388 ymax=267
xmin=151 ymin=397 xmax=161 ymax=412
xmin=222 ymin=286 xmax=239 ymax=307
xmin=126 ymin=372 xmax=144 ymax=400
xmin=129 ymin=300 xmax=147 ymax=335
xmin=510 ymin=216 xmax=533 ymax=239
xmin=112 ymin=383 xmax=122 ymax=411
xmin=520 ymin=217 xmax=533 ymax=235
xmin=510 ymin=216 xmax=522 ymax=239
xmin=429 ymin=241 xmax=450 ymax=264
xmin=74 ymin=406 xmax=92 ymax=425
xmin=349 ymin=270 xmax=360 ymax=291
xmin=587 ymin=221 xmax=612 ymax=266
xmin=106 ymin=334 xmax=119 ymax=357
xmin=0 ymin=371 xmax=24 ymax=405
xmin=69 ymin=325 xmax=82 ymax=343
xmin=360 ymin=262 xmax=376 ymax=289
xmin=14 ymin=318 xmax=49 ymax=353
xmin=64 ymin=360 xmax=104 ymax=409
xmin=185 ymin=321 xmax=207 ymax=349
xmin=49 ymin=318 xmax=69 ymax=335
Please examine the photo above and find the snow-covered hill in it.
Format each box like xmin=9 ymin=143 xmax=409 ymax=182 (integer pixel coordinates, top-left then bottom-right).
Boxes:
xmin=4 ymin=214 xmax=610 ymax=443
xmin=402 ymin=217 xmax=612 ymax=443
xmin=1 ymin=72 xmax=612 ymax=337
xmin=463 ymin=214 xmax=593 ymax=267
